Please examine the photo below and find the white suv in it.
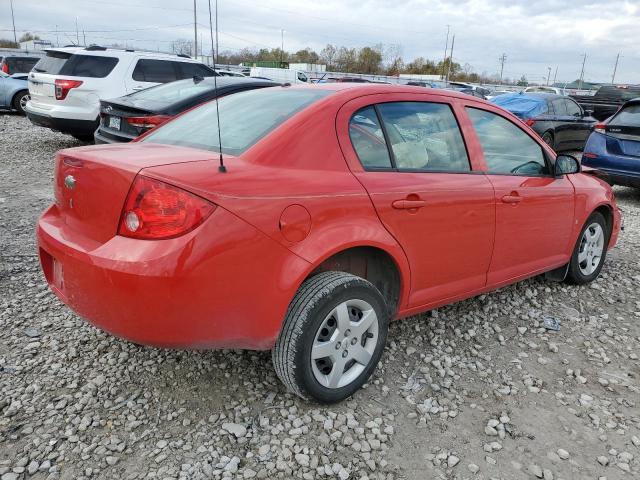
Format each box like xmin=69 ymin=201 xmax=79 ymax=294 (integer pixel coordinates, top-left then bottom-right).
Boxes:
xmin=26 ymin=46 xmax=215 ymax=141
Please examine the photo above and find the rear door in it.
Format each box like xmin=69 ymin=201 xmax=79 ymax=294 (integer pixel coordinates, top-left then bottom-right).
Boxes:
xmin=338 ymin=94 xmax=495 ymax=308
xmin=563 ymin=98 xmax=594 ymax=148
xmin=464 ymin=106 xmax=575 ymax=283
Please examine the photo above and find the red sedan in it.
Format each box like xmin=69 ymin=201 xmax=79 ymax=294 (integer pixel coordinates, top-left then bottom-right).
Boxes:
xmin=37 ymin=84 xmax=621 ymax=403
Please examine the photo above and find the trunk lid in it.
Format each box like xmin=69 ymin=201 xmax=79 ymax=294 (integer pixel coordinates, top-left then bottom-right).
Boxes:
xmin=54 ymin=143 xmax=219 ymax=244
xmin=99 ymin=99 xmax=163 ymax=138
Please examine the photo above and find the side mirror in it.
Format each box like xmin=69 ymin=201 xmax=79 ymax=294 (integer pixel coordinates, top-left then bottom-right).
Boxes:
xmin=555 ymin=154 xmax=580 ymax=176
xmin=584 ymin=109 xmax=594 ymax=117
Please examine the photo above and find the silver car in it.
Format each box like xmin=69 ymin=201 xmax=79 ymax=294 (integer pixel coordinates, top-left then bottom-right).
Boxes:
xmin=0 ymin=70 xmax=30 ymax=114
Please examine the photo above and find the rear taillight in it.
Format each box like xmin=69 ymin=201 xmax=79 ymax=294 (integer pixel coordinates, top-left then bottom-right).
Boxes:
xmin=55 ymin=79 xmax=83 ymax=100
xmin=125 ymin=115 xmax=171 ymax=130
xmin=594 ymin=122 xmax=607 ymax=134
xmin=118 ymin=176 xmax=215 ymax=240
xmin=1 ymin=63 xmax=8 ymax=73
xmin=525 ymin=118 xmax=536 ymax=127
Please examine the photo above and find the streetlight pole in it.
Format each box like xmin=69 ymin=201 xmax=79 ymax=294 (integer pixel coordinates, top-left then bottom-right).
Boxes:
xmin=445 ymin=34 xmax=455 ymax=84
xmin=611 ymin=53 xmax=620 ymax=84
xmin=441 ymin=25 xmax=450 ymax=81
xmin=546 ymin=67 xmax=551 ymax=86
xmin=10 ymin=0 xmax=17 ymax=44
xmin=578 ymin=53 xmax=586 ymax=90
xmin=193 ymin=0 xmax=198 ymax=58
xmin=280 ymin=29 xmax=284 ymax=66
xmin=498 ymin=53 xmax=507 ymax=84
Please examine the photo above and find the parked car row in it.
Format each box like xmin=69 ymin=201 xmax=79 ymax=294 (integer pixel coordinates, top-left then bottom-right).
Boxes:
xmin=0 ymin=70 xmax=30 ymax=114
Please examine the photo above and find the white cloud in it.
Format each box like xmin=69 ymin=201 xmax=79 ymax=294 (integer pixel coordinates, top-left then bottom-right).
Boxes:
xmin=4 ymin=0 xmax=638 ymax=83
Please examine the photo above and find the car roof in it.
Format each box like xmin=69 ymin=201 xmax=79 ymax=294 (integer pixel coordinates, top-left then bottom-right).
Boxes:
xmin=44 ymin=47 xmax=203 ymax=62
xmin=285 ymin=83 xmax=481 ymax=102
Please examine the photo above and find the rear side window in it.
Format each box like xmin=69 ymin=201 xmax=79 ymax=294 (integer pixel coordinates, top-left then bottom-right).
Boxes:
xmin=59 ymin=55 xmax=119 ymax=78
xmin=377 ymin=102 xmax=470 ymax=172
xmin=178 ymin=62 xmax=215 ymax=79
xmin=349 ymin=107 xmax=392 ymax=169
xmin=142 ymin=88 xmax=332 ymax=155
xmin=467 ymin=107 xmax=549 ymax=176
xmin=33 ymin=51 xmax=71 ymax=74
xmin=609 ymin=104 xmax=640 ymax=127
xmin=132 ymin=59 xmax=179 ymax=83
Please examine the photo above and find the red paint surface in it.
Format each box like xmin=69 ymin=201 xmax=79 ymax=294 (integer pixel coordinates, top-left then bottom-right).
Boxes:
xmin=37 ymin=85 xmax=621 ymax=349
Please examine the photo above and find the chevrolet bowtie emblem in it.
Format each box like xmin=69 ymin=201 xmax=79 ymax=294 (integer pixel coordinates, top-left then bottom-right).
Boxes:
xmin=64 ymin=175 xmax=76 ymax=189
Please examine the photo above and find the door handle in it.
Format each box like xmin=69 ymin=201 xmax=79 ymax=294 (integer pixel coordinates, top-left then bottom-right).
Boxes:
xmin=392 ymin=199 xmax=426 ymax=210
xmin=501 ymin=193 xmax=522 ymax=204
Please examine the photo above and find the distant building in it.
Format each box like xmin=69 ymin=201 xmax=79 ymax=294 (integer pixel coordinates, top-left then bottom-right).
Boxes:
xmin=289 ymin=63 xmax=326 ymax=73
xmin=19 ymin=39 xmax=53 ymax=51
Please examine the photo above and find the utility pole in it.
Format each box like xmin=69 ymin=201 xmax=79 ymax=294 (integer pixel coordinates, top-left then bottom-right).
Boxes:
xmin=441 ymin=25 xmax=450 ymax=81
xmin=553 ymin=66 xmax=558 ymax=84
xmin=446 ymin=34 xmax=455 ymax=84
xmin=611 ymin=52 xmax=620 ymax=84
xmin=75 ymin=17 xmax=79 ymax=45
xmin=83 ymin=30 xmax=86 ymax=46
xmin=193 ymin=0 xmax=198 ymax=58
xmin=578 ymin=53 xmax=586 ymax=90
xmin=280 ymin=29 xmax=284 ymax=66
xmin=498 ymin=53 xmax=507 ymax=83
xmin=546 ymin=66 xmax=551 ymax=86
xmin=55 ymin=24 xmax=59 ymax=47
xmin=10 ymin=0 xmax=17 ymax=44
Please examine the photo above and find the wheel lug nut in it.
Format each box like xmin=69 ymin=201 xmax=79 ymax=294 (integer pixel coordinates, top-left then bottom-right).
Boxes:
xmin=351 ymin=337 xmax=357 ymax=345
xmin=342 ymin=350 xmax=348 ymax=358
xmin=335 ymin=341 xmax=341 ymax=350
xmin=344 ymin=329 xmax=351 ymax=337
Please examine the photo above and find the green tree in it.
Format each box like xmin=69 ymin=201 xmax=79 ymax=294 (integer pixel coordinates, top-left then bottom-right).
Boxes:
xmin=0 ymin=38 xmax=18 ymax=48
xmin=19 ymin=32 xmax=40 ymax=43
xmin=516 ymin=75 xmax=528 ymax=86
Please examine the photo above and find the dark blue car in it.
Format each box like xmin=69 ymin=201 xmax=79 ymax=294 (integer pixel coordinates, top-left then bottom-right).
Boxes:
xmin=582 ymin=98 xmax=640 ymax=188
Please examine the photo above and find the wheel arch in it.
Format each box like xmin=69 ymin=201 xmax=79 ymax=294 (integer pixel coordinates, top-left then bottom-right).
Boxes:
xmin=298 ymin=243 xmax=409 ymax=318
xmin=11 ymin=88 xmax=28 ymax=105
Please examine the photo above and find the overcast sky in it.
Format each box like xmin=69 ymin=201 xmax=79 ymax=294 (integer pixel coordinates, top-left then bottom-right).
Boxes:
xmin=3 ymin=0 xmax=639 ymax=84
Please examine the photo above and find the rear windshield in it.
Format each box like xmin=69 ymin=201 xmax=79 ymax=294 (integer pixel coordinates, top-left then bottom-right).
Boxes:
xmin=609 ymin=104 xmax=640 ymax=127
xmin=492 ymin=94 xmax=548 ymax=118
xmin=33 ymin=51 xmax=118 ymax=78
xmin=5 ymin=57 xmax=39 ymax=73
xmin=130 ymin=78 xmax=215 ymax=102
xmin=143 ymin=88 xmax=331 ymax=155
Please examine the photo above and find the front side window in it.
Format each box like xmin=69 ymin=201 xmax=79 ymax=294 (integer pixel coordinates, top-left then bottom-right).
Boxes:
xmin=377 ymin=102 xmax=470 ymax=172
xmin=178 ymin=62 xmax=215 ymax=79
xmin=349 ymin=106 xmax=392 ymax=169
xmin=552 ymin=99 xmax=567 ymax=116
xmin=467 ymin=107 xmax=549 ymax=176
xmin=143 ymin=88 xmax=331 ymax=155
xmin=565 ymin=99 xmax=582 ymax=117
xmin=132 ymin=59 xmax=178 ymax=83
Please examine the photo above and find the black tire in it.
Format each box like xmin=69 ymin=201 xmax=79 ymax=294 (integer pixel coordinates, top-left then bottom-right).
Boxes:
xmin=565 ymin=212 xmax=609 ymax=285
xmin=12 ymin=90 xmax=29 ymax=115
xmin=272 ymin=271 xmax=389 ymax=403
xmin=71 ymin=134 xmax=95 ymax=143
xmin=542 ymin=131 xmax=554 ymax=149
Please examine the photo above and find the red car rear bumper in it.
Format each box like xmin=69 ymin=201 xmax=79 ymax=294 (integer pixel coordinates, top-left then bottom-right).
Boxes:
xmin=37 ymin=204 xmax=310 ymax=350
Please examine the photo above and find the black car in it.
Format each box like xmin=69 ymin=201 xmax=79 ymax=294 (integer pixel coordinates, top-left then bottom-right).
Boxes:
xmin=492 ymin=93 xmax=596 ymax=151
xmin=572 ymin=85 xmax=640 ymax=121
xmin=0 ymin=55 xmax=40 ymax=74
xmin=95 ymin=76 xmax=278 ymax=144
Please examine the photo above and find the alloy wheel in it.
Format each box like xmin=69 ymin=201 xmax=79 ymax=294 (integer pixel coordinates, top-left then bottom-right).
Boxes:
xmin=20 ymin=94 xmax=30 ymax=111
xmin=578 ymin=222 xmax=605 ymax=276
xmin=311 ymin=299 xmax=378 ymax=389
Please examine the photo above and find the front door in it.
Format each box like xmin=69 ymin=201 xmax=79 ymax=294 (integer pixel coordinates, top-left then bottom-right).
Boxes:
xmin=343 ymin=99 xmax=495 ymax=308
xmin=465 ymin=106 xmax=575 ymax=284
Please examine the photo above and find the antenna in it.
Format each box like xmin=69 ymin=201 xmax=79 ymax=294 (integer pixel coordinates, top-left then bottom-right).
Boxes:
xmin=208 ymin=0 xmax=226 ymax=173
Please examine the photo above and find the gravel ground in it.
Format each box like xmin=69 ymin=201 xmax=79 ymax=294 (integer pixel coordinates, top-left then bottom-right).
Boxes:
xmin=1 ymin=113 xmax=639 ymax=480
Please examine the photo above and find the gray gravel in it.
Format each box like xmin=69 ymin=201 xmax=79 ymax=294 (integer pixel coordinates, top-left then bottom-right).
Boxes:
xmin=1 ymin=113 xmax=639 ymax=479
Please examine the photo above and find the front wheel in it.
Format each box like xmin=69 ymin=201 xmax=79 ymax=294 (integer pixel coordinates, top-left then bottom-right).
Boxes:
xmin=565 ymin=212 xmax=608 ymax=284
xmin=272 ymin=271 xmax=389 ymax=403
xmin=12 ymin=90 xmax=30 ymax=115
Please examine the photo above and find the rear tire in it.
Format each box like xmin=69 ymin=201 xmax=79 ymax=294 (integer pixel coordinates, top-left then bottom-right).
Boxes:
xmin=565 ymin=212 xmax=608 ymax=285
xmin=542 ymin=131 xmax=555 ymax=149
xmin=12 ymin=90 xmax=29 ymax=115
xmin=272 ymin=271 xmax=389 ymax=403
